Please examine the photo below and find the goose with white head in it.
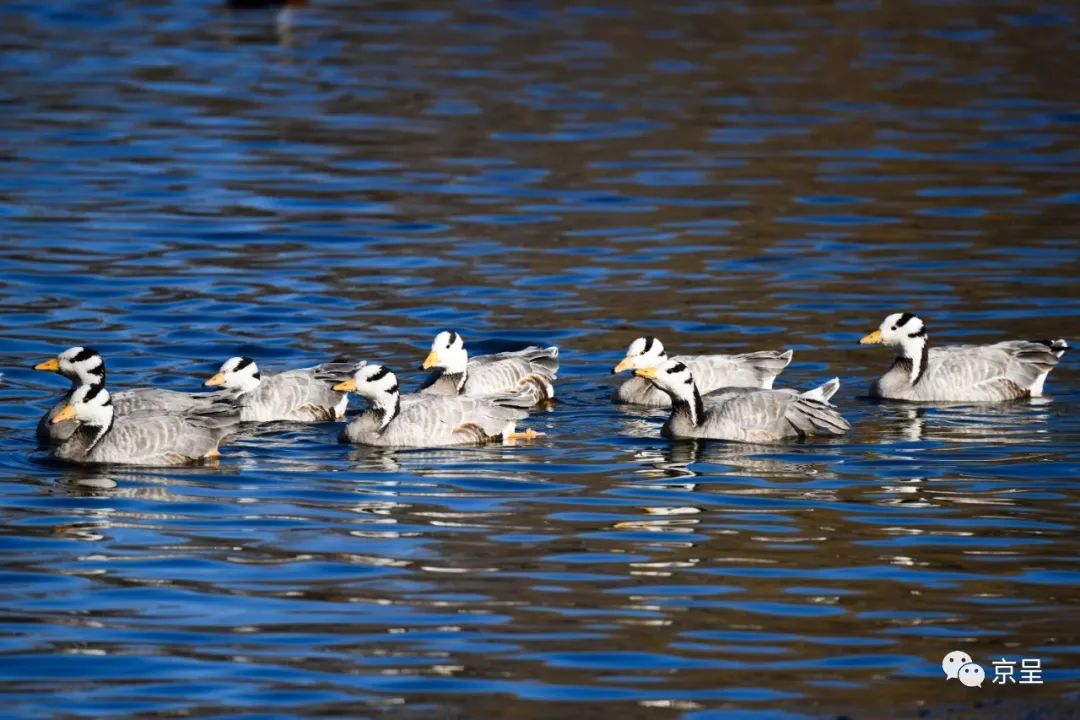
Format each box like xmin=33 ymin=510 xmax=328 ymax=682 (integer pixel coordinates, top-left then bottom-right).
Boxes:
xmin=634 ymin=359 xmax=849 ymax=443
xmin=334 ymin=364 xmax=540 ymax=447
xmin=50 ymin=383 xmax=235 ymax=466
xmin=860 ymin=312 xmax=1067 ymax=402
xmin=612 ymin=336 xmax=794 ymax=406
xmin=419 ymin=330 xmax=559 ymax=406
xmin=34 ymin=346 xmax=238 ymax=447
xmin=204 ymin=356 xmax=351 ymax=422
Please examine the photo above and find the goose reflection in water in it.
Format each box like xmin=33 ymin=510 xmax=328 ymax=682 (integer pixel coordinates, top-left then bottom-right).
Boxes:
xmin=53 ymin=464 xmax=225 ymax=497
xmin=874 ymin=397 xmax=1057 ymax=444
xmin=626 ymin=436 xmax=843 ymax=483
xmin=46 ymin=467 xmax=214 ymax=542
xmin=346 ymin=445 xmax=544 ymax=476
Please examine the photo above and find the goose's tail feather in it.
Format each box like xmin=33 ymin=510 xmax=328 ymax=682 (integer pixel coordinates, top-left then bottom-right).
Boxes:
xmin=800 ymin=377 xmax=841 ymax=405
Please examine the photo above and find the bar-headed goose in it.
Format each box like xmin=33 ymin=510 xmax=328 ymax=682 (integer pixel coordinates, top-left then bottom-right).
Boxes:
xmin=204 ymin=356 xmax=350 ymax=422
xmin=860 ymin=313 xmax=1067 ymax=402
xmin=34 ymin=346 xmax=237 ymax=447
xmin=634 ymin=360 xmax=849 ymax=443
xmin=50 ymin=383 xmax=236 ymax=466
xmin=612 ymin=336 xmax=793 ymax=406
xmin=419 ymin=331 xmax=558 ymax=405
xmin=333 ymin=364 xmax=541 ymax=448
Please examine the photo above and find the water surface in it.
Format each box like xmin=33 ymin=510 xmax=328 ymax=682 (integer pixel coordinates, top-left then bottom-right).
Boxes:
xmin=1 ymin=0 xmax=1078 ymax=717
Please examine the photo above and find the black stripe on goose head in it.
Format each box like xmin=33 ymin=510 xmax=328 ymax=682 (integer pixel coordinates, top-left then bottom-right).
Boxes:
xmin=665 ymin=361 xmax=693 ymax=386
xmin=367 ymin=366 xmax=392 ymax=384
xmin=642 ymin=337 xmax=655 ymax=355
xmin=73 ymin=347 xmax=101 ymax=364
xmin=235 ymin=357 xmax=255 ymax=371
xmin=83 ymin=383 xmax=110 ymax=406
xmin=896 ymin=313 xmax=915 ymax=327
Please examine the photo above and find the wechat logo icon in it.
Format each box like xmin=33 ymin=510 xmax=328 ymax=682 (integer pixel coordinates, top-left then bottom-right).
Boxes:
xmin=943 ymin=651 xmax=984 ymax=688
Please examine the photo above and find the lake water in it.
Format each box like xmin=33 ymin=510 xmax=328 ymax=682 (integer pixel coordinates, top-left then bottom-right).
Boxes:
xmin=1 ymin=1 xmax=1077 ymax=717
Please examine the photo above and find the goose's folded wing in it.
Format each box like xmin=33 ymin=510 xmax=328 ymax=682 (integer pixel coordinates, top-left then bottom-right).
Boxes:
xmin=467 ymin=349 xmax=558 ymax=396
xmin=705 ymin=391 xmax=790 ymax=434
xmin=683 ymin=349 xmax=792 ymax=391
xmin=926 ymin=345 xmax=1049 ymax=399
xmin=389 ymin=396 xmax=526 ymax=443
xmin=113 ymin=388 xmax=236 ymax=415
xmin=104 ymin=414 xmax=219 ymax=461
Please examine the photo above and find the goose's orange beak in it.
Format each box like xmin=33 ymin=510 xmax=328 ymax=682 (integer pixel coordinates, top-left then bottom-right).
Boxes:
xmin=634 ymin=367 xmax=658 ymax=379
xmin=333 ymin=378 xmax=357 ymax=392
xmin=51 ymin=404 xmax=76 ymax=424
xmin=34 ymin=358 xmax=60 ymax=372
xmin=859 ymin=330 xmax=883 ymax=345
xmin=421 ymin=351 xmax=439 ymax=370
xmin=204 ymin=372 xmax=225 ymax=387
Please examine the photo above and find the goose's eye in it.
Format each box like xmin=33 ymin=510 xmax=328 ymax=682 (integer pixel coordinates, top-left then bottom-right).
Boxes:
xmin=891 ymin=326 xmax=897 ymax=331
xmin=446 ymin=342 xmax=452 ymax=348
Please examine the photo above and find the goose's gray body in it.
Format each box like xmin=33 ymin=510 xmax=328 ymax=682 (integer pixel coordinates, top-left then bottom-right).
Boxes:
xmin=861 ymin=313 xmax=1067 ymax=402
xmin=637 ymin=360 xmax=848 ymax=444
xmin=421 ymin=346 xmax=559 ymax=405
xmin=48 ymin=383 xmax=237 ymax=467
xmin=234 ymin=367 xmax=348 ymax=422
xmin=53 ymin=411 xmax=233 ymax=466
xmin=870 ymin=341 xmax=1066 ymax=402
xmin=614 ymin=350 xmax=793 ymax=406
xmin=39 ymin=385 xmax=235 ymax=447
xmin=342 ymin=394 xmax=528 ymax=448
xmin=663 ymin=385 xmax=850 ymax=443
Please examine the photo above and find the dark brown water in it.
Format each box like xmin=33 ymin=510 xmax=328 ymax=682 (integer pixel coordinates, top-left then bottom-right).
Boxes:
xmin=0 ymin=1 xmax=1078 ymax=717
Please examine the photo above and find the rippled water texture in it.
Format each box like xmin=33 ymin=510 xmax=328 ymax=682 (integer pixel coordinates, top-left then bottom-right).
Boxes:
xmin=1 ymin=1 xmax=1078 ymax=717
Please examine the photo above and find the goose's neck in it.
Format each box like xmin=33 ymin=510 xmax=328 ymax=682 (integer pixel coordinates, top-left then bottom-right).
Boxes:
xmin=672 ymin=384 xmax=705 ymax=428
xmin=893 ymin=334 xmax=929 ymax=386
xmin=444 ymin=352 xmax=469 ymax=391
xmin=72 ymin=415 xmax=114 ymax=455
xmin=235 ymin=376 xmax=261 ymax=395
xmin=88 ymin=422 xmax=111 ymax=452
xmin=69 ymin=367 xmax=107 ymax=388
xmin=371 ymin=394 xmax=401 ymax=431
xmin=439 ymin=368 xmax=468 ymax=394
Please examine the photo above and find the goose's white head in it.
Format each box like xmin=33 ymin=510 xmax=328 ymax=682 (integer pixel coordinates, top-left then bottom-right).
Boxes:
xmin=205 ymin=356 xmax=261 ymax=393
xmin=52 ymin=383 xmax=113 ymax=428
xmin=861 ymin=313 xmax=929 ymax=384
xmin=635 ymin=359 xmax=705 ymax=426
xmin=633 ymin=358 xmax=696 ymax=400
xmin=613 ymin=336 xmax=667 ymax=374
xmin=334 ymin=365 xmax=399 ymax=423
xmin=34 ymin=346 xmax=106 ymax=386
xmin=860 ymin=313 xmax=928 ymax=352
xmin=422 ymin=330 xmax=468 ymax=374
